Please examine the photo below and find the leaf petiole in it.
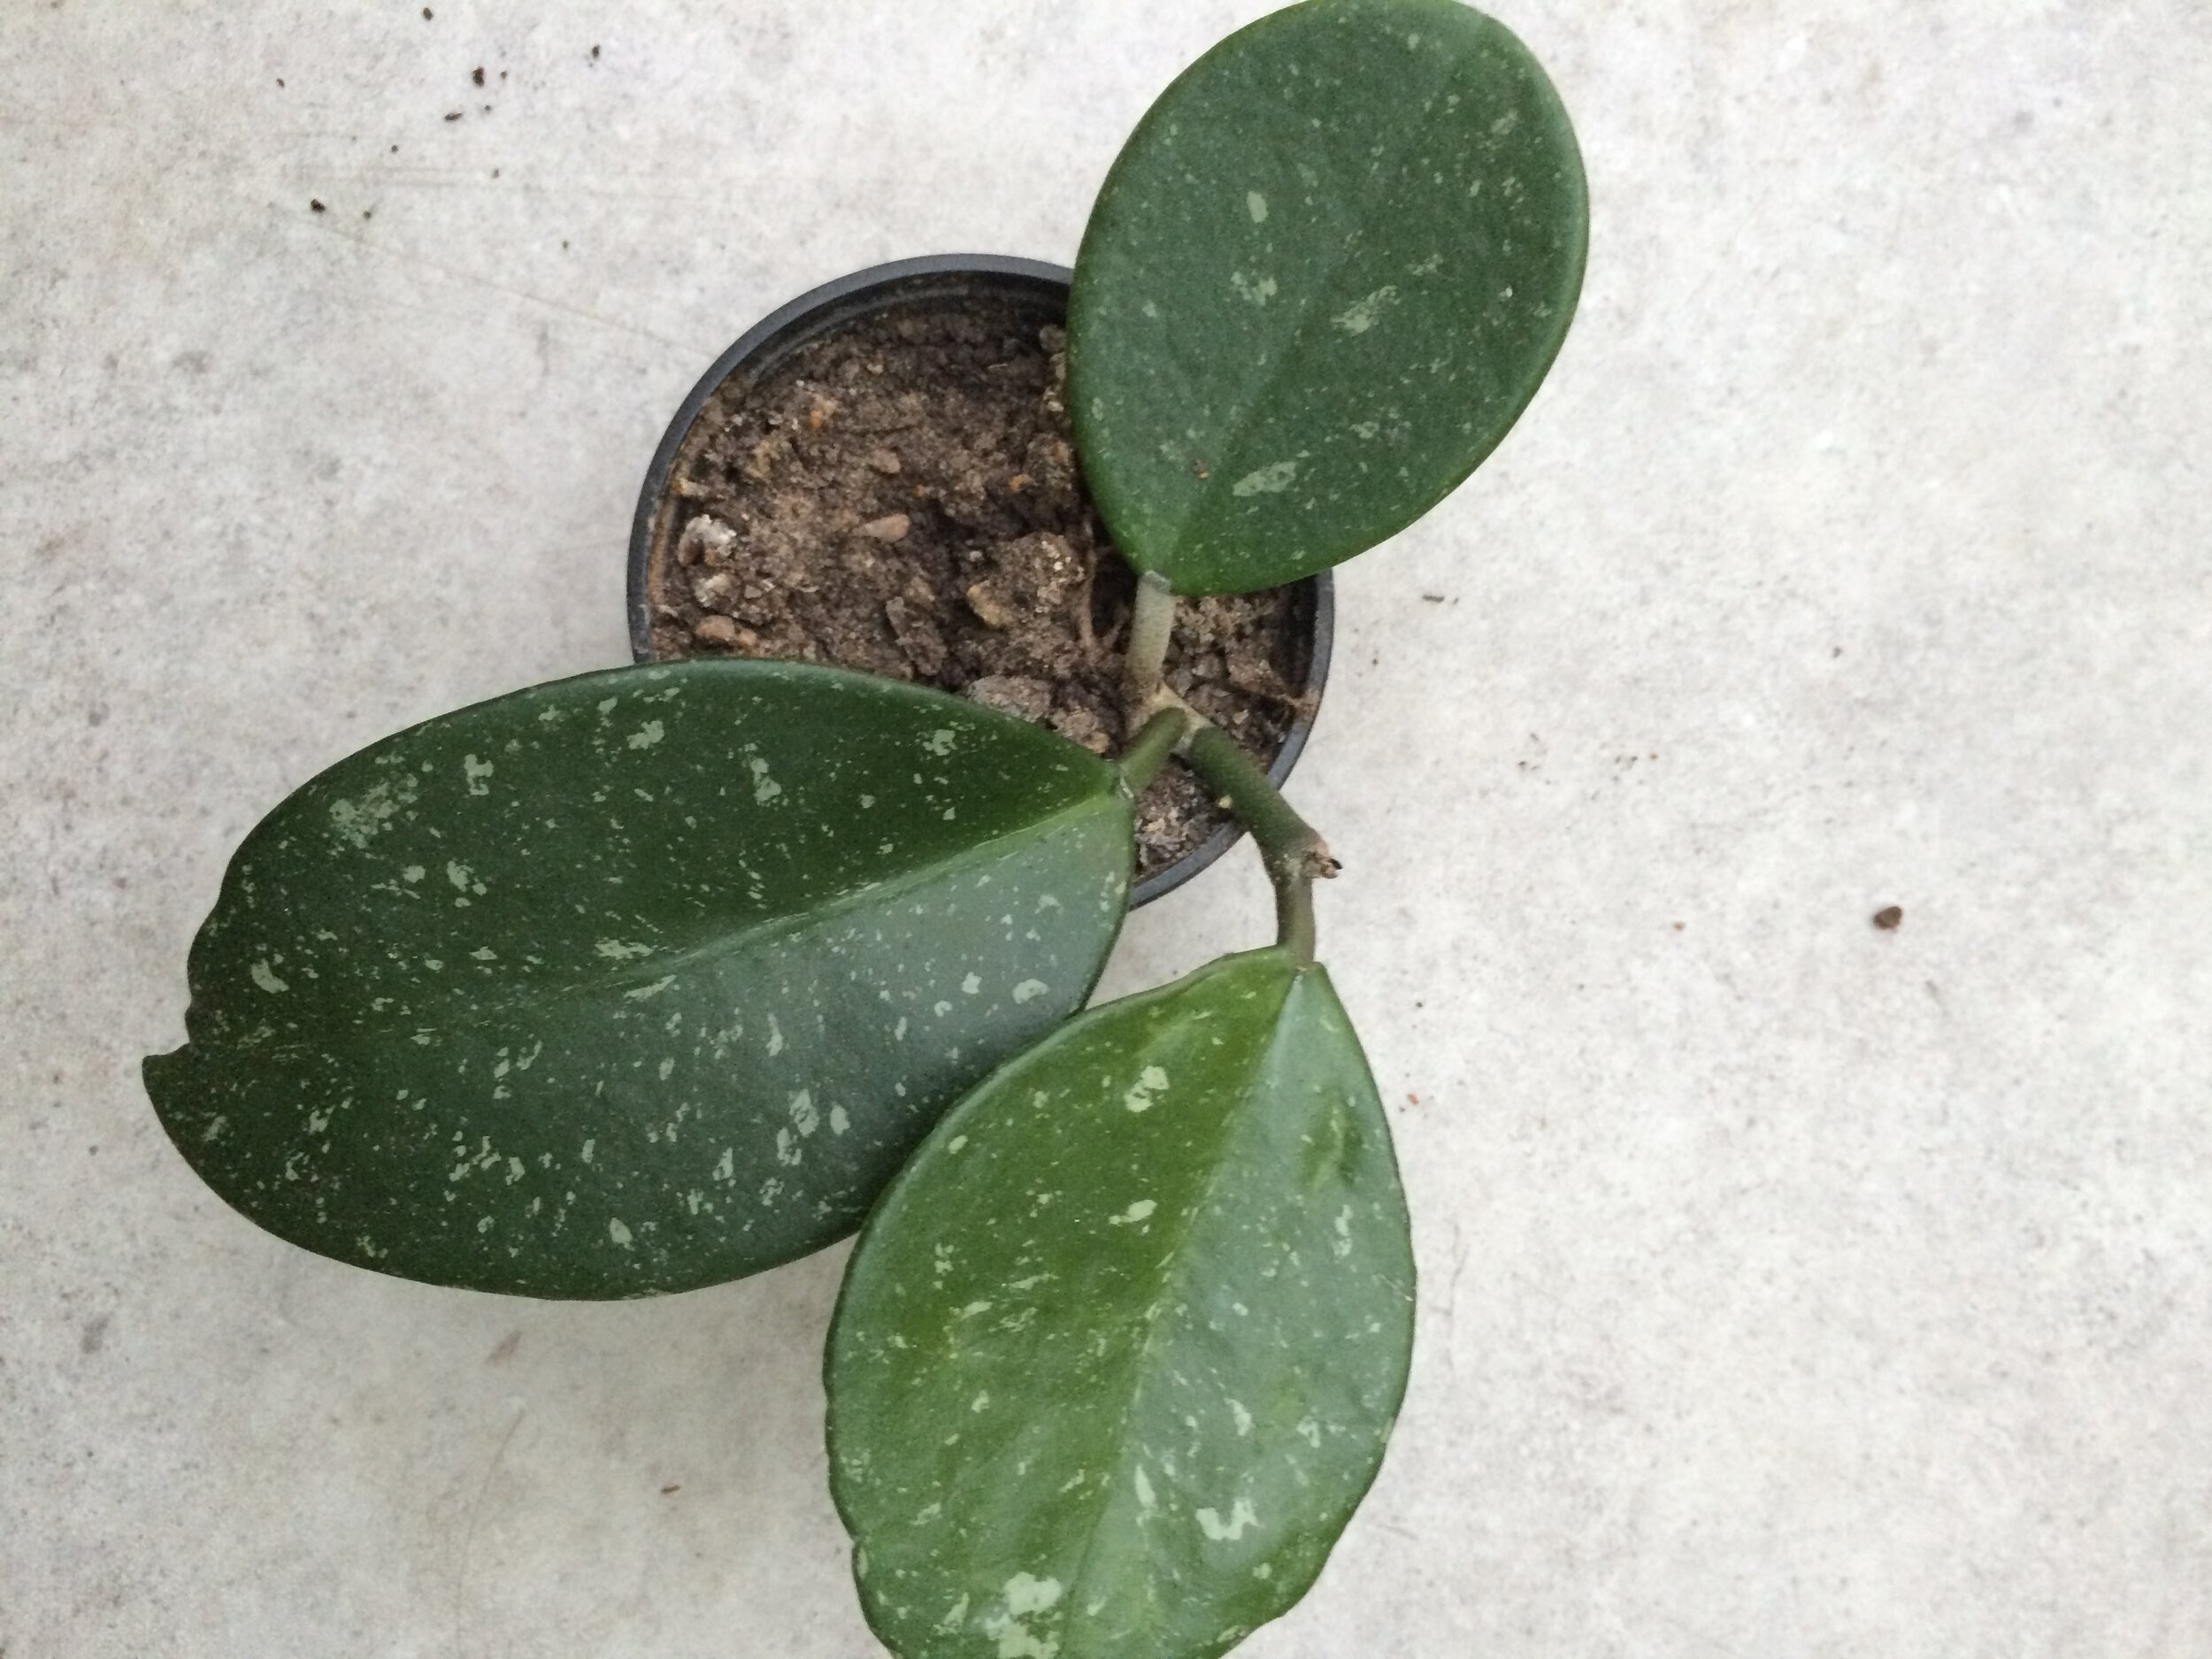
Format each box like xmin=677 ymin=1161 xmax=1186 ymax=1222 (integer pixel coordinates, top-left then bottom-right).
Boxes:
xmin=1121 ymin=569 xmax=1177 ymax=715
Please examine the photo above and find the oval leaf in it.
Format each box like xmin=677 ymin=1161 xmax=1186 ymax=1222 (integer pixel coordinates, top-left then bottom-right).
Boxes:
xmin=827 ymin=948 xmax=1414 ymax=1659
xmin=145 ymin=661 xmax=1133 ymax=1297
xmin=1068 ymin=0 xmax=1587 ymax=595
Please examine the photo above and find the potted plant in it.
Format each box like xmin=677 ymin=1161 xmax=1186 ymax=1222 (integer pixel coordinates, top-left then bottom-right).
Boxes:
xmin=144 ymin=2 xmax=1586 ymax=1655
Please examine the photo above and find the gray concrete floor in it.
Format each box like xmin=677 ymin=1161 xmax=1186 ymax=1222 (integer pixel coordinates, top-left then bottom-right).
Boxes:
xmin=5 ymin=3 xmax=2209 ymax=1655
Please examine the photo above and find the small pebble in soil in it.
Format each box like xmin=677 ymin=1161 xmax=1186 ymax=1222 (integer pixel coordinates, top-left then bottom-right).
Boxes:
xmin=967 ymin=675 xmax=1055 ymax=723
xmin=856 ymin=513 xmax=910 ymax=542
xmin=964 ymin=583 xmax=1013 ymax=630
xmin=676 ymin=515 xmax=737 ymax=566
xmin=1050 ymin=706 xmax=1110 ymax=755
xmin=1873 ymin=905 xmax=1904 ymax=930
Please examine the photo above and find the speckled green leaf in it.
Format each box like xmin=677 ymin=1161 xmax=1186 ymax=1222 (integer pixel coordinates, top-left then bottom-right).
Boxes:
xmin=144 ymin=660 xmax=1133 ymax=1298
xmin=1068 ymin=0 xmax=1587 ymax=595
xmin=826 ymin=948 xmax=1414 ymax=1659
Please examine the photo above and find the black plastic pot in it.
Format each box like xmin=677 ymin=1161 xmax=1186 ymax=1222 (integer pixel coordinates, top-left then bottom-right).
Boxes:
xmin=628 ymin=253 xmax=1333 ymax=908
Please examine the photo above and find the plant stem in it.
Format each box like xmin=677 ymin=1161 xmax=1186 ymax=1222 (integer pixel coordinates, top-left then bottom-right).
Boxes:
xmin=1179 ymin=719 xmax=1338 ymax=964
xmin=1115 ymin=568 xmax=1334 ymax=957
xmin=1123 ymin=571 xmax=1177 ymax=713
xmin=1118 ymin=704 xmax=1195 ymax=795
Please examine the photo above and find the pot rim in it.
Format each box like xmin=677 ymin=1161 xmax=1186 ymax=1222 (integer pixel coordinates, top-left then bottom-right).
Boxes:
xmin=626 ymin=253 xmax=1333 ymax=910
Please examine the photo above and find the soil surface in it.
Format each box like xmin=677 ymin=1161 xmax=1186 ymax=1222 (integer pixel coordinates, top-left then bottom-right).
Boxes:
xmin=644 ymin=294 xmax=1314 ymax=882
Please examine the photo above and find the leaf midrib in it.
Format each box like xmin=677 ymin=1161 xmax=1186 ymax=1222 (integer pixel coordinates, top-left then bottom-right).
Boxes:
xmin=1056 ymin=953 xmax=1310 ymax=1653
xmin=188 ymin=790 xmax=1128 ymax=1060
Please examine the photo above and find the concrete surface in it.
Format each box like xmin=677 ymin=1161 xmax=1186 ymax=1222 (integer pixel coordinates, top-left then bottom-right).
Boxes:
xmin=4 ymin=3 xmax=2209 ymax=1655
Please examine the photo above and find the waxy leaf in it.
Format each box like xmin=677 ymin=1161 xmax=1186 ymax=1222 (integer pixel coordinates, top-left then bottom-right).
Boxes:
xmin=145 ymin=661 xmax=1133 ymax=1298
xmin=1068 ymin=0 xmax=1587 ymax=594
xmin=827 ymin=949 xmax=1414 ymax=1659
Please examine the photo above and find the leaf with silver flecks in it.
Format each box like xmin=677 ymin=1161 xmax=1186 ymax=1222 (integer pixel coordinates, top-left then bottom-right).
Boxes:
xmin=827 ymin=948 xmax=1414 ymax=1659
xmin=1068 ymin=0 xmax=1586 ymax=595
xmin=145 ymin=660 xmax=1133 ymax=1298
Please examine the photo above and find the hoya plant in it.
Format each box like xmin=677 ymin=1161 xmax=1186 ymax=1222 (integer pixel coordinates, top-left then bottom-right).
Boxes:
xmin=146 ymin=2 xmax=1586 ymax=1654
